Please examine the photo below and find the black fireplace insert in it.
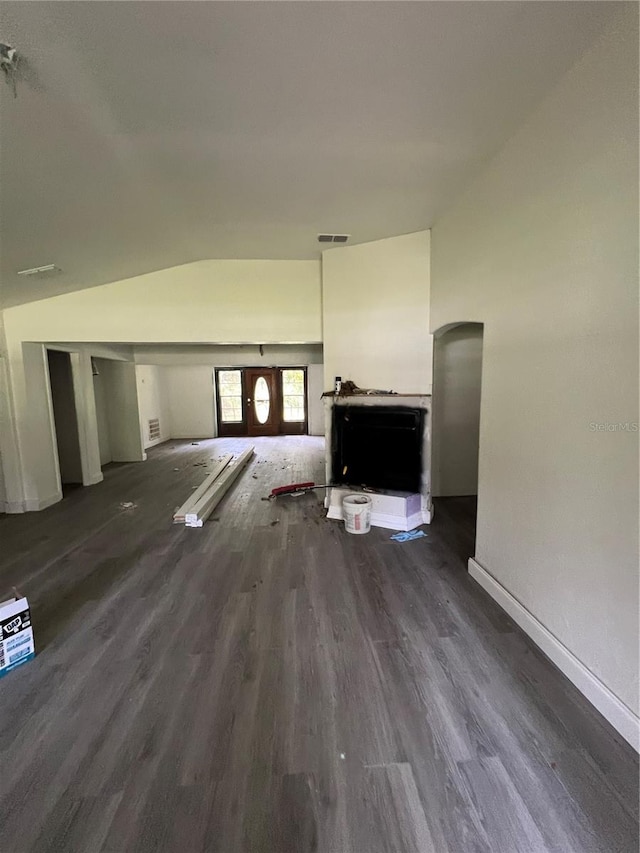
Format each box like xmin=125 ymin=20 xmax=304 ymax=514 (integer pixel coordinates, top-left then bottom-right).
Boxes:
xmin=331 ymin=405 xmax=424 ymax=493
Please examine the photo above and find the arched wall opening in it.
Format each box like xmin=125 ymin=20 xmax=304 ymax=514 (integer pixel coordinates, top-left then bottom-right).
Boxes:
xmin=431 ymin=321 xmax=484 ymax=497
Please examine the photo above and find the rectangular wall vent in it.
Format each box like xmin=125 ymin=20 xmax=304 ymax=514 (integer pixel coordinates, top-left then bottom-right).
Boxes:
xmin=148 ymin=418 xmax=161 ymax=441
xmin=317 ymin=234 xmax=350 ymax=244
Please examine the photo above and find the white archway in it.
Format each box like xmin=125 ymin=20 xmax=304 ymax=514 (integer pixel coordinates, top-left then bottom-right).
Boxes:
xmin=431 ymin=322 xmax=484 ymax=499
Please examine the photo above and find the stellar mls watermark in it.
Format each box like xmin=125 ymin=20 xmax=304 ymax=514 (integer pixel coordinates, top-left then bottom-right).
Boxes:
xmin=589 ymin=422 xmax=639 ymax=432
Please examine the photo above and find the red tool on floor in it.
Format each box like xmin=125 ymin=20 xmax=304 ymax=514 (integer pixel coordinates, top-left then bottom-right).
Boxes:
xmin=268 ymin=482 xmax=331 ymax=499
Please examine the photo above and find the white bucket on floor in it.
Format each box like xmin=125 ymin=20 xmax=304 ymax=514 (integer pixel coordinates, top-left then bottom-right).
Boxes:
xmin=343 ymin=494 xmax=372 ymax=535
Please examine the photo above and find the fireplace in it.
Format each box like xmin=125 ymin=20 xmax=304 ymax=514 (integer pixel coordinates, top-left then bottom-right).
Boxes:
xmin=331 ymin=405 xmax=424 ymax=492
xmin=324 ymin=394 xmax=433 ymax=530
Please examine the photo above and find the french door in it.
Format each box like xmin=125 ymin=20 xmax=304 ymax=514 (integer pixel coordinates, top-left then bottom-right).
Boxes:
xmin=215 ymin=367 xmax=307 ymax=437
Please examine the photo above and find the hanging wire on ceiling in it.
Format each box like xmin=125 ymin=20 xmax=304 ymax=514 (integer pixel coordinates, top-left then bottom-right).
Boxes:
xmin=0 ymin=43 xmax=19 ymax=98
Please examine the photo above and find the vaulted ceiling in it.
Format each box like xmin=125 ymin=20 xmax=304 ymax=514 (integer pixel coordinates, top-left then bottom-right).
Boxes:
xmin=0 ymin=1 xmax=618 ymax=307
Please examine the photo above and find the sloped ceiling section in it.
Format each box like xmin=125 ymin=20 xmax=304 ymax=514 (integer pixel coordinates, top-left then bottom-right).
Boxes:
xmin=0 ymin=1 xmax=616 ymax=307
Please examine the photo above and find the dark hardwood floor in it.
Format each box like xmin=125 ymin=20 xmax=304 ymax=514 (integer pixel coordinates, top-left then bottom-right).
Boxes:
xmin=0 ymin=437 xmax=637 ymax=853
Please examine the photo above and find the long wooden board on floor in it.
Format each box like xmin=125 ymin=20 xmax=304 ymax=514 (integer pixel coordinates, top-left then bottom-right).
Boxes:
xmin=172 ymin=454 xmax=233 ymax=523
xmin=185 ymin=446 xmax=255 ymax=528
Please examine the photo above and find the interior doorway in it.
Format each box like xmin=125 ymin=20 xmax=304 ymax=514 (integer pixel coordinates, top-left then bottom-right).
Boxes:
xmin=431 ymin=323 xmax=484 ymax=497
xmin=47 ymin=349 xmax=83 ymax=486
xmin=431 ymin=323 xmax=484 ymax=556
xmin=215 ymin=367 xmax=308 ymax=437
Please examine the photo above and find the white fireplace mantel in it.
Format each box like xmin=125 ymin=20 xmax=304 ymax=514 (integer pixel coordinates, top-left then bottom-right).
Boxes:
xmin=323 ymin=393 xmax=433 ymax=530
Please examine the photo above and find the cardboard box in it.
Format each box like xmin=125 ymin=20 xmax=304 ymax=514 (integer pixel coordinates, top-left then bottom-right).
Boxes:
xmin=0 ymin=596 xmax=35 ymax=677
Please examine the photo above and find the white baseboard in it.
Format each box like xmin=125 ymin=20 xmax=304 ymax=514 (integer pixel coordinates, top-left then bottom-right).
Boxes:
xmin=170 ymin=434 xmax=214 ymax=440
xmin=468 ymin=558 xmax=640 ymax=752
xmin=111 ymin=454 xmax=146 ymax=463
xmin=84 ymin=472 xmax=104 ymax=486
xmin=23 ymin=491 xmax=62 ymax=512
xmin=2 ymin=500 xmax=26 ymax=514
xmin=144 ymin=437 xmax=168 ymax=450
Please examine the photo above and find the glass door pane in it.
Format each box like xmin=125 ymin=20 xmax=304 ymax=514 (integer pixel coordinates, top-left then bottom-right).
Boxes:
xmin=282 ymin=369 xmax=305 ymax=422
xmin=254 ymin=376 xmax=270 ymax=424
xmin=218 ymin=370 xmax=243 ymax=423
xmin=245 ymin=367 xmax=279 ymax=436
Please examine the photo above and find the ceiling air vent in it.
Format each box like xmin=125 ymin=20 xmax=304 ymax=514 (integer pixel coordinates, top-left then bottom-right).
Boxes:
xmin=17 ymin=264 xmax=61 ymax=278
xmin=317 ymin=234 xmax=350 ymax=244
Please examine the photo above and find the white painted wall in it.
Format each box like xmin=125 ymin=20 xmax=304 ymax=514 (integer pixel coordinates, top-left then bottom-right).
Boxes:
xmin=2 ymin=259 xmax=321 ymax=345
xmin=100 ymin=361 xmax=146 ymax=463
xmin=0 ymin=350 xmax=19 ymax=512
xmin=20 ymin=342 xmax=63 ymax=510
xmin=431 ymin=8 xmax=639 ymax=728
xmin=163 ymin=366 xmax=216 ymax=439
xmin=431 ymin=324 xmax=483 ymax=497
xmin=132 ymin=343 xmax=323 ymax=366
xmin=307 ymin=364 xmax=325 ymax=436
xmin=69 ymin=350 xmax=104 ymax=489
xmin=322 ymin=231 xmax=432 ymax=394
xmin=92 ymin=366 xmax=112 ymax=466
xmin=136 ymin=365 xmax=171 ymax=449
xmin=0 ymin=317 xmax=8 ymax=510
xmin=0 ymin=448 xmax=5 ymax=510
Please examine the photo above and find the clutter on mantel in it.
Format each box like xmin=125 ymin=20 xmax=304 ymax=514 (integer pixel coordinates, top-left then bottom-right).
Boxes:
xmin=321 ymin=379 xmax=398 ymax=397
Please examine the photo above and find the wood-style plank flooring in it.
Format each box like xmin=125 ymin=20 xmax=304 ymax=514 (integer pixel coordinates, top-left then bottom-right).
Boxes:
xmin=0 ymin=436 xmax=638 ymax=852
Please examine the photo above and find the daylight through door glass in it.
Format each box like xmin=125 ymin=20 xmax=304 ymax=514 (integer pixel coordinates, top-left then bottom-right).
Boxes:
xmin=218 ymin=370 xmax=243 ymax=422
xmin=282 ymin=369 xmax=305 ymax=422
xmin=254 ymin=377 xmax=270 ymax=424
